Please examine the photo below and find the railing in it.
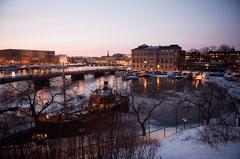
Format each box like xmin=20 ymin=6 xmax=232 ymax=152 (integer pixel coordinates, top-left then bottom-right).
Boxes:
xmin=0 ymin=66 xmax=123 ymax=78
xmin=145 ymin=116 xmax=204 ymax=141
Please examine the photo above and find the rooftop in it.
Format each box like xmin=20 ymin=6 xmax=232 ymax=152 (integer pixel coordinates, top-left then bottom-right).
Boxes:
xmin=132 ymin=44 xmax=181 ymax=50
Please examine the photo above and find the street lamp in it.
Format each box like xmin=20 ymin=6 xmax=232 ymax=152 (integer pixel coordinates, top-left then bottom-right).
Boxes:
xmin=182 ymin=118 xmax=187 ymax=129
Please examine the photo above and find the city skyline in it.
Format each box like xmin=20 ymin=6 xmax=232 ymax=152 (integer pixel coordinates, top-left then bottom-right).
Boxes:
xmin=0 ymin=0 xmax=240 ymax=56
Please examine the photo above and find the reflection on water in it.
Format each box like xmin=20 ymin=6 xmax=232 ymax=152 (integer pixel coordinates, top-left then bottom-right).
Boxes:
xmin=0 ymin=66 xmax=119 ymax=78
xmin=156 ymin=77 xmax=160 ymax=87
xmin=0 ymin=75 xmax=207 ymax=126
xmin=11 ymin=71 xmax=16 ymax=77
xmin=72 ymin=81 xmax=84 ymax=94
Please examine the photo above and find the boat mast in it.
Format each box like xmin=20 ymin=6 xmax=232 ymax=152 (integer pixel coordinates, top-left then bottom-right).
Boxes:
xmin=62 ymin=63 xmax=67 ymax=115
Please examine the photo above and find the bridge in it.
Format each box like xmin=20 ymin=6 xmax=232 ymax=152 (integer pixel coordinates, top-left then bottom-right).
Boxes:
xmin=0 ymin=67 xmax=126 ymax=85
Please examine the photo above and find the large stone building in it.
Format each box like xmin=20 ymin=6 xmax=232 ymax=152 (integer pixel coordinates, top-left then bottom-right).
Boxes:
xmin=0 ymin=49 xmax=55 ymax=65
xmin=131 ymin=44 xmax=182 ymax=71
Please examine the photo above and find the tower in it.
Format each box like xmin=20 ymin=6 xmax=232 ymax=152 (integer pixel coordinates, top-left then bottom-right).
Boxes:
xmin=106 ymin=50 xmax=110 ymax=64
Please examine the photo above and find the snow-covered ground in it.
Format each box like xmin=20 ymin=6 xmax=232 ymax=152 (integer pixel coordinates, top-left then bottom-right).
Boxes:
xmin=156 ymin=127 xmax=240 ymax=159
xmin=206 ymin=77 xmax=240 ymax=99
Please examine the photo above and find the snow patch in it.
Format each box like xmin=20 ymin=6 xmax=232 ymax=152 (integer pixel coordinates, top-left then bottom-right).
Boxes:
xmin=157 ymin=127 xmax=240 ymax=159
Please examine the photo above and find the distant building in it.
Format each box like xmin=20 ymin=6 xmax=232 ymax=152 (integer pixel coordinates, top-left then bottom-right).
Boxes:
xmin=0 ymin=49 xmax=55 ymax=65
xmin=58 ymin=54 xmax=68 ymax=64
xmin=98 ymin=52 xmax=130 ymax=65
xmin=206 ymin=51 xmax=240 ymax=72
xmin=177 ymin=50 xmax=240 ymax=72
xmin=52 ymin=54 xmax=68 ymax=64
xmin=86 ymin=57 xmax=100 ymax=64
xmin=131 ymin=44 xmax=182 ymax=71
xmin=68 ymin=56 xmax=87 ymax=64
xmin=112 ymin=53 xmax=130 ymax=65
xmin=98 ymin=51 xmax=112 ymax=64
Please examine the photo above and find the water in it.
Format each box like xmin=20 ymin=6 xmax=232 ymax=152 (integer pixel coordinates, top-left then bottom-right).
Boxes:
xmin=0 ymin=75 xmax=207 ymax=126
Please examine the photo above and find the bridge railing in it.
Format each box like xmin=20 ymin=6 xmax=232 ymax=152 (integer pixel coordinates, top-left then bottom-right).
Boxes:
xmin=0 ymin=66 xmax=124 ymax=79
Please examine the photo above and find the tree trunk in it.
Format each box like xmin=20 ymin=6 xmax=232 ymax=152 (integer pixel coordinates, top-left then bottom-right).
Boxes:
xmin=140 ymin=123 xmax=146 ymax=136
xmin=34 ymin=116 xmax=41 ymax=127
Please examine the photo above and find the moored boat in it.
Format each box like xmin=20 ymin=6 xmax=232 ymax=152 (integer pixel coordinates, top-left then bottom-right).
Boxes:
xmin=89 ymin=81 xmax=129 ymax=112
xmin=167 ymin=72 xmax=175 ymax=79
xmin=175 ymin=74 xmax=184 ymax=79
xmin=194 ymin=72 xmax=208 ymax=80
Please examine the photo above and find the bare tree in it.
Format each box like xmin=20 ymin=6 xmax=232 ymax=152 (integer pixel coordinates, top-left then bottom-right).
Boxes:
xmin=222 ymin=85 xmax=240 ymax=126
xmin=181 ymin=83 xmax=228 ymax=125
xmin=188 ymin=48 xmax=199 ymax=53
xmin=209 ymin=45 xmax=218 ymax=51
xmin=199 ymin=47 xmax=210 ymax=54
xmin=129 ymin=93 xmax=163 ymax=136
xmin=0 ymin=112 xmax=160 ymax=159
xmin=5 ymin=82 xmax=63 ymax=126
xmin=178 ymin=83 xmax=240 ymax=146
xmin=218 ymin=44 xmax=231 ymax=52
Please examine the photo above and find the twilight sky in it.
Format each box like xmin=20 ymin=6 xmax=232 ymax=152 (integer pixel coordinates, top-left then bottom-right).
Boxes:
xmin=0 ymin=0 xmax=240 ymax=56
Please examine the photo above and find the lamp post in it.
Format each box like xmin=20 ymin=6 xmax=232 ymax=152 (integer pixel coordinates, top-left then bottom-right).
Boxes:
xmin=182 ymin=118 xmax=187 ymax=129
xmin=175 ymin=106 xmax=178 ymax=133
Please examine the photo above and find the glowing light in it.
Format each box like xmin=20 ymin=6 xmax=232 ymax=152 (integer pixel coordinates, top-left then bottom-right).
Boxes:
xmin=195 ymin=80 xmax=199 ymax=88
xmin=195 ymin=75 xmax=203 ymax=80
xmin=157 ymin=78 xmax=160 ymax=87
xmin=11 ymin=71 xmax=16 ymax=77
xmin=143 ymin=79 xmax=147 ymax=89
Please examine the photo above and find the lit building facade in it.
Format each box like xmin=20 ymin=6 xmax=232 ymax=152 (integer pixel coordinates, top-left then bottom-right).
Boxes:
xmin=131 ymin=44 xmax=182 ymax=71
xmin=177 ymin=50 xmax=240 ymax=72
xmin=206 ymin=51 xmax=240 ymax=72
xmin=58 ymin=54 xmax=68 ymax=64
xmin=0 ymin=49 xmax=55 ymax=65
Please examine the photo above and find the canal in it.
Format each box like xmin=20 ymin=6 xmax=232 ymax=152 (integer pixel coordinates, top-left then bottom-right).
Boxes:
xmin=0 ymin=73 xmax=211 ymax=127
